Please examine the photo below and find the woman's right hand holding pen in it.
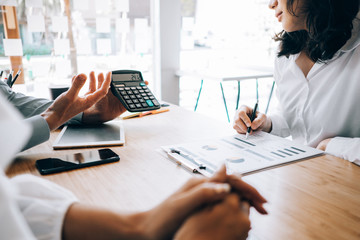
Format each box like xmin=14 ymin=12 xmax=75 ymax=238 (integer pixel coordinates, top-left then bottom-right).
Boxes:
xmin=233 ymin=105 xmax=272 ymax=135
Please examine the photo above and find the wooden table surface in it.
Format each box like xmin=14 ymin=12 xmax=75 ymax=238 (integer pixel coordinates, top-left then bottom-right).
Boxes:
xmin=7 ymin=105 xmax=360 ymax=240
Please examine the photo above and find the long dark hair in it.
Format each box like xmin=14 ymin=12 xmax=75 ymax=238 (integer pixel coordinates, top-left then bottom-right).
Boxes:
xmin=275 ymin=0 xmax=360 ymax=62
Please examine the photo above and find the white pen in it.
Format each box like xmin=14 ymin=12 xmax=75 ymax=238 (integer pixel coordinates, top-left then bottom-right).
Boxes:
xmin=166 ymin=151 xmax=199 ymax=173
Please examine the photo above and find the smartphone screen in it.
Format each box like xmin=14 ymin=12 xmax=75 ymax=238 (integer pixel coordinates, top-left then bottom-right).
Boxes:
xmin=36 ymin=149 xmax=119 ymax=175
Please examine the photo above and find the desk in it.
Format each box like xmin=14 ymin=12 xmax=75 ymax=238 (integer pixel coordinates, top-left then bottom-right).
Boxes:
xmin=176 ymin=67 xmax=274 ymax=122
xmin=7 ymin=105 xmax=360 ymax=240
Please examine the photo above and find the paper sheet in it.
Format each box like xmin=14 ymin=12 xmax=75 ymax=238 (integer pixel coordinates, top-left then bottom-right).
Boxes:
xmin=115 ymin=0 xmax=129 ymax=12
xmin=27 ymin=15 xmax=45 ymax=32
xmin=3 ymin=38 xmax=23 ymax=56
xmin=162 ymin=131 xmax=323 ymax=177
xmin=73 ymin=0 xmax=89 ymax=11
xmin=52 ymin=16 xmax=68 ymax=32
xmin=25 ymin=0 xmax=42 ymax=8
xmin=96 ymin=17 xmax=111 ymax=33
xmin=95 ymin=0 xmax=110 ymax=12
xmin=0 ymin=0 xmax=18 ymax=6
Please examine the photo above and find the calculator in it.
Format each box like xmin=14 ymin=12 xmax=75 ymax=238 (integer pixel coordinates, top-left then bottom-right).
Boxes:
xmin=110 ymin=70 xmax=161 ymax=112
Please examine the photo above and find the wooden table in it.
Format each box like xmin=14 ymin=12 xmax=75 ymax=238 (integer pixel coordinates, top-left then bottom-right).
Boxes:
xmin=7 ymin=105 xmax=360 ymax=240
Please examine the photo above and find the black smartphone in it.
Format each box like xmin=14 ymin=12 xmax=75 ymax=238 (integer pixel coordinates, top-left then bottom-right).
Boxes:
xmin=35 ymin=149 xmax=119 ymax=175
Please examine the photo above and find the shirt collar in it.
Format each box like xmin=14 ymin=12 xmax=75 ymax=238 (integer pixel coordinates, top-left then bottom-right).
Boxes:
xmin=339 ymin=14 xmax=360 ymax=53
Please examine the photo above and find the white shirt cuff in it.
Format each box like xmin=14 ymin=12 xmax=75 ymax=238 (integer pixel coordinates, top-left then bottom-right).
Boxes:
xmin=326 ymin=137 xmax=360 ymax=166
xmin=22 ymin=116 xmax=50 ymax=151
xmin=269 ymin=114 xmax=290 ymax=138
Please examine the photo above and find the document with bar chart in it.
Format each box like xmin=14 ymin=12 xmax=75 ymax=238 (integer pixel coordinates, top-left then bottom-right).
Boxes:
xmin=161 ymin=131 xmax=323 ymax=177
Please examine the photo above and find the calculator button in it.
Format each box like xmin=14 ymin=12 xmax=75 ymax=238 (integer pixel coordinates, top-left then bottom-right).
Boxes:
xmin=136 ymin=94 xmax=142 ymax=98
xmin=127 ymin=90 xmax=133 ymax=95
xmin=149 ymin=96 xmax=155 ymax=100
xmin=146 ymin=100 xmax=154 ymax=107
xmin=135 ymin=103 xmax=142 ymax=108
xmin=118 ymin=87 xmax=125 ymax=91
xmin=126 ymin=99 xmax=133 ymax=104
xmin=130 ymin=95 xmax=136 ymax=99
xmin=123 ymin=95 xmax=130 ymax=100
xmin=130 ymin=87 xmax=137 ymax=90
xmin=139 ymin=89 xmax=144 ymax=93
xmin=141 ymin=103 xmax=148 ymax=108
xmin=120 ymin=91 xmax=127 ymax=95
xmin=139 ymin=82 xmax=146 ymax=86
xmin=142 ymin=86 xmax=147 ymax=89
xmin=136 ymin=86 xmax=142 ymax=90
xmin=139 ymin=99 xmax=145 ymax=103
xmin=133 ymin=99 xmax=139 ymax=103
xmin=144 ymin=89 xmax=150 ymax=93
xmin=128 ymin=104 xmax=136 ymax=109
xmin=152 ymin=100 xmax=160 ymax=106
xmin=133 ymin=90 xmax=139 ymax=94
xmin=143 ymin=96 xmax=149 ymax=100
xmin=141 ymin=93 xmax=147 ymax=97
xmin=125 ymin=87 xmax=130 ymax=90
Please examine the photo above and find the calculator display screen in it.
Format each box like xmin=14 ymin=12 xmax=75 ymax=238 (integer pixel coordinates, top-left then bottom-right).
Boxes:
xmin=113 ymin=73 xmax=142 ymax=82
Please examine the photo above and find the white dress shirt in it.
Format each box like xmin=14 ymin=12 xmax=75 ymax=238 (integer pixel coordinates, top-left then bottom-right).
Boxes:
xmin=0 ymin=92 xmax=77 ymax=240
xmin=270 ymin=17 xmax=360 ymax=165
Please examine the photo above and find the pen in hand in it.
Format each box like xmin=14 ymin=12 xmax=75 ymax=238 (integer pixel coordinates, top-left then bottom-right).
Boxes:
xmin=246 ymin=101 xmax=258 ymax=139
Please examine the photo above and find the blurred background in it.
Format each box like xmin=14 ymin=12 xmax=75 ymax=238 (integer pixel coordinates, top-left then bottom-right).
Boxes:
xmin=0 ymin=0 xmax=282 ymax=123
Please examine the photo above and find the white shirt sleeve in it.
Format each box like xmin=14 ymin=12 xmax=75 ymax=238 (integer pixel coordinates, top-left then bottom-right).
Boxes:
xmin=0 ymin=174 xmax=36 ymax=240
xmin=10 ymin=174 xmax=78 ymax=240
xmin=325 ymin=137 xmax=360 ymax=165
xmin=269 ymin=104 xmax=291 ymax=137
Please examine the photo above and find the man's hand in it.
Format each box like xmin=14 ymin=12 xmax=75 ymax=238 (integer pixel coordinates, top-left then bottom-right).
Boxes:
xmin=41 ymin=73 xmax=111 ymax=131
xmin=82 ymin=71 xmax=127 ymax=124
xmin=175 ymin=194 xmax=251 ymax=240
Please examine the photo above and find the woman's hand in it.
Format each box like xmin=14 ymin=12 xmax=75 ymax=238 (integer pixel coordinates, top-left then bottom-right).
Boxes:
xmin=233 ymin=105 xmax=272 ymax=135
xmin=316 ymin=138 xmax=332 ymax=151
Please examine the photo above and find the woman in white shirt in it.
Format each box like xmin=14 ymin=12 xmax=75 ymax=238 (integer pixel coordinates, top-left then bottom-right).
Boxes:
xmin=233 ymin=0 xmax=360 ymax=164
